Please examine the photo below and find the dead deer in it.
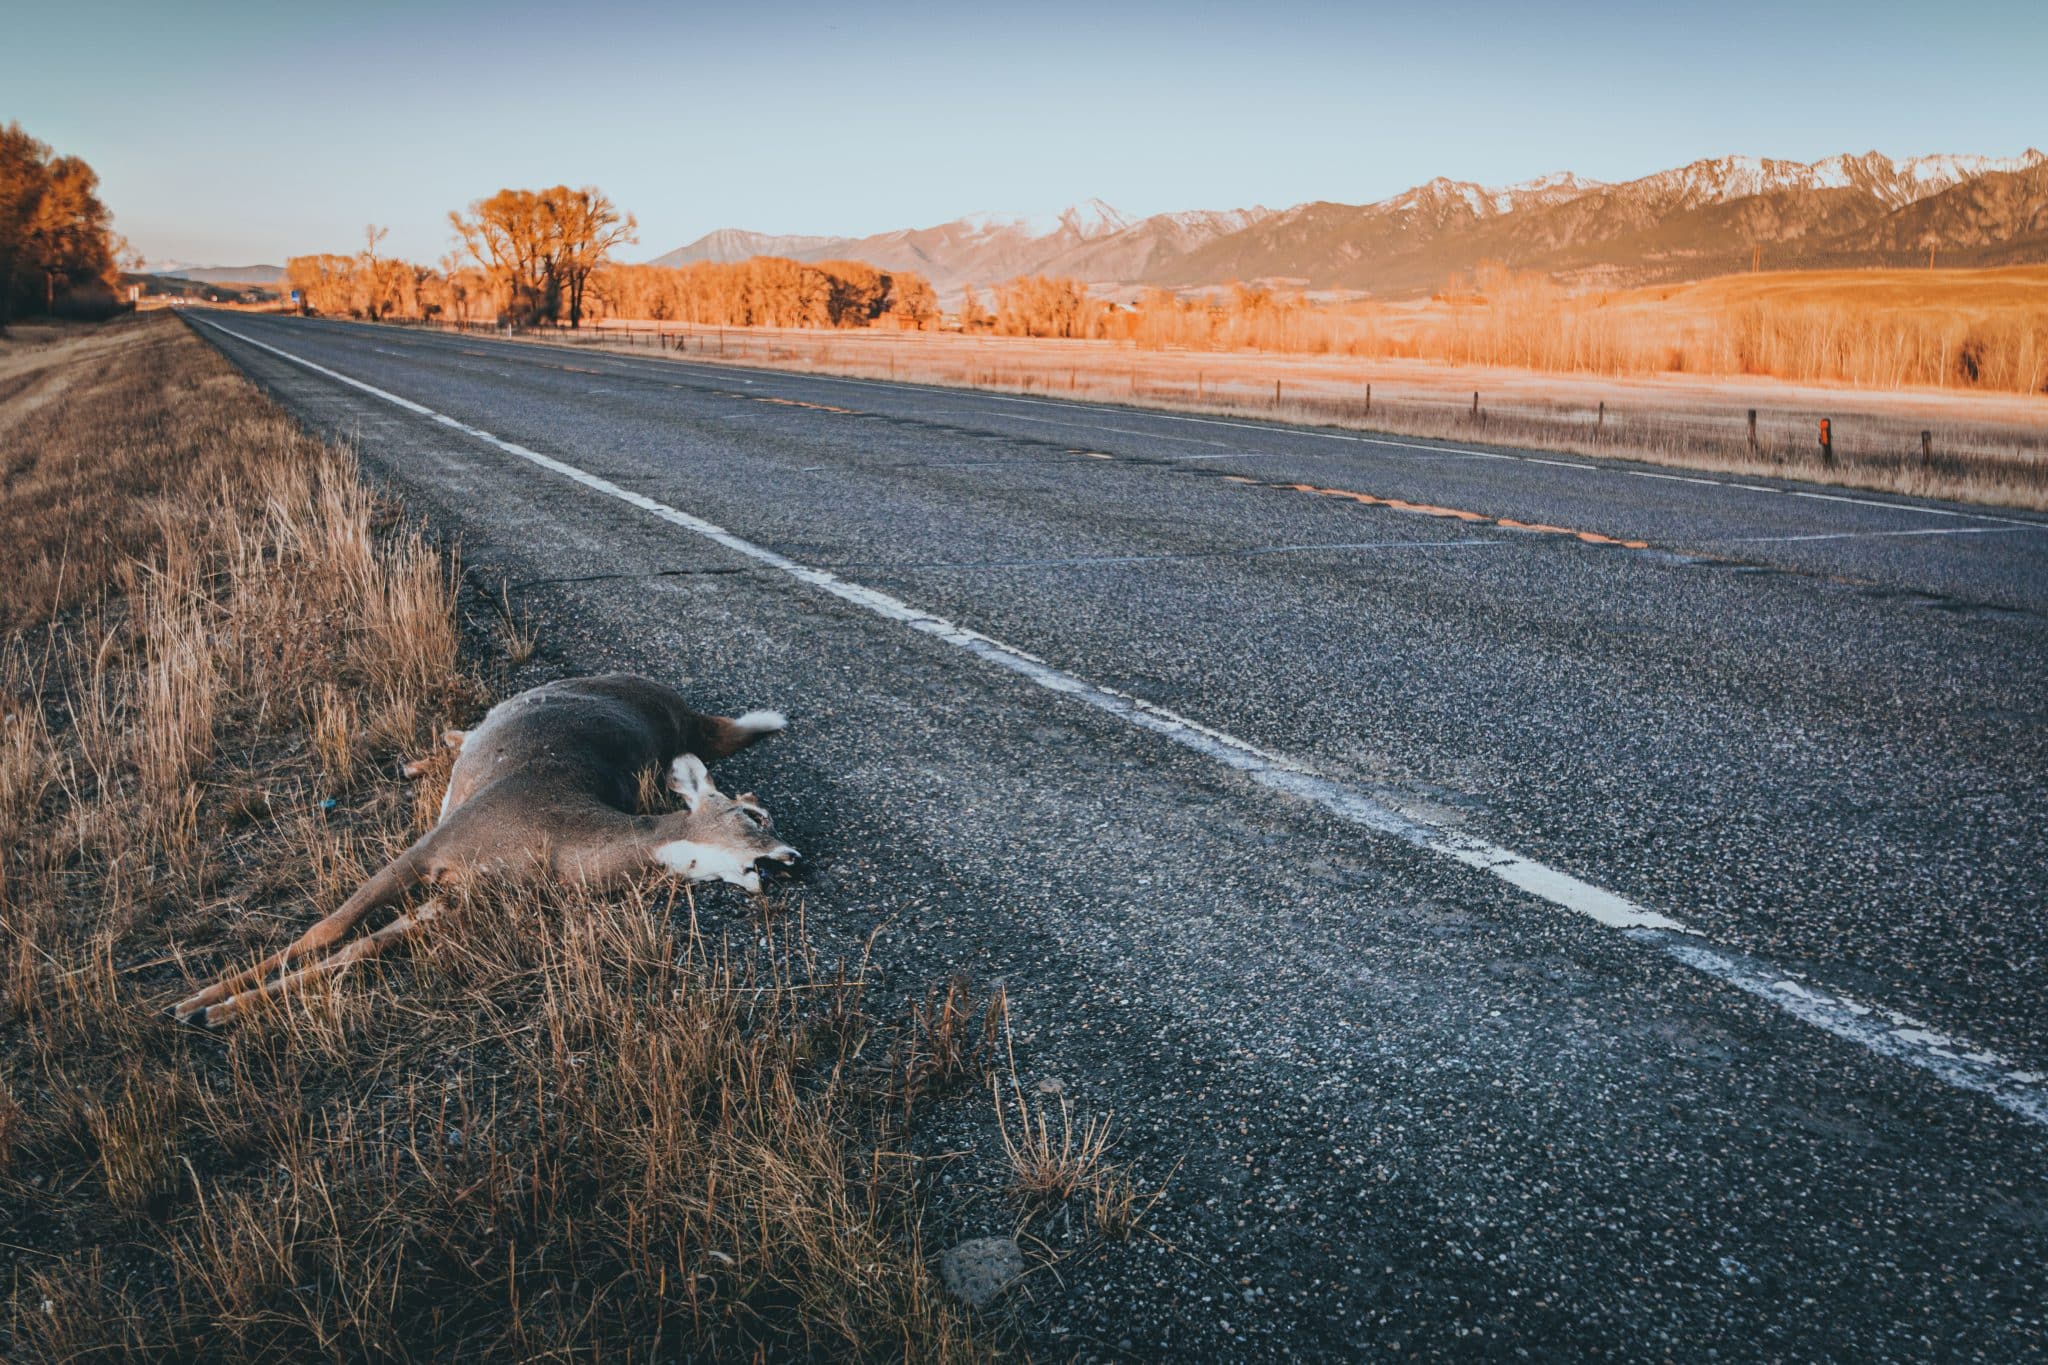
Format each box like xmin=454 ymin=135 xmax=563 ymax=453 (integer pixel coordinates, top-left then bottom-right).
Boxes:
xmin=174 ymin=673 xmax=795 ymax=1027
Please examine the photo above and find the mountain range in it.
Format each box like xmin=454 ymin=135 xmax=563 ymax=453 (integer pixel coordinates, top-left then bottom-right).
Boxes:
xmin=650 ymin=150 xmax=2048 ymax=298
xmin=143 ymin=263 xmax=286 ymax=284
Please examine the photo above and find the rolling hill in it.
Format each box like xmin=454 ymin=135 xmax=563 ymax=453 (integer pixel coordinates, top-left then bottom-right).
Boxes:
xmin=143 ymin=264 xmax=286 ymax=285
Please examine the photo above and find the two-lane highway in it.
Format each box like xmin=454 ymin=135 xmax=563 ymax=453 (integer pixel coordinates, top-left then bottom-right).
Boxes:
xmin=192 ymin=311 xmax=2048 ymax=1359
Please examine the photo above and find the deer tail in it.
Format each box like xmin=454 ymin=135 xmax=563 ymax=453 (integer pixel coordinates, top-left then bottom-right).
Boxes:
xmin=697 ymin=708 xmax=787 ymax=760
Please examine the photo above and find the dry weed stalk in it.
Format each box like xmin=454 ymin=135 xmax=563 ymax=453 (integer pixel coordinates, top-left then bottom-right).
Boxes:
xmin=309 ymin=683 xmax=356 ymax=790
xmin=894 ymin=976 xmax=1005 ymax=1129
xmin=993 ymin=1070 xmax=1116 ymax=1204
xmin=492 ymin=579 xmax=539 ymax=665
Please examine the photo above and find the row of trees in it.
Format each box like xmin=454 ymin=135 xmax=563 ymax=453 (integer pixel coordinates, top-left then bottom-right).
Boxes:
xmin=291 ymin=187 xmax=637 ymax=328
xmin=290 ymin=186 xmax=941 ymax=332
xmin=0 ymin=123 xmax=123 ymax=329
xmin=594 ymin=258 xmax=937 ymax=329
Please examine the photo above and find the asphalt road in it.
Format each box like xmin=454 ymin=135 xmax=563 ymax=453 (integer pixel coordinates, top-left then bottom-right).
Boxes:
xmin=191 ymin=311 xmax=2048 ymax=1360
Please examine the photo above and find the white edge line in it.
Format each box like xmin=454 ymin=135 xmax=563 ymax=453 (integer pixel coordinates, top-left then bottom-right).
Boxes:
xmin=1715 ymin=526 xmax=2031 ymax=545
xmin=191 ymin=313 xmax=2048 ymax=1128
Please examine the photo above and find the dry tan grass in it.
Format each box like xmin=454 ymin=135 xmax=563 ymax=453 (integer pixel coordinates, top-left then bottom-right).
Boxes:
xmin=0 ymin=315 xmax=988 ymax=1361
xmin=1130 ymin=265 xmax=2048 ymax=395
xmin=994 ymin=1073 xmax=1116 ymax=1205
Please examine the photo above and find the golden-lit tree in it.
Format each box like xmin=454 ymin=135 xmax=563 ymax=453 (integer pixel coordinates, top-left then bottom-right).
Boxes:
xmin=0 ymin=122 xmax=118 ymax=328
xmin=814 ymin=259 xmax=889 ymax=325
xmin=356 ymin=224 xmax=392 ymax=320
xmin=284 ymin=254 xmax=359 ymax=315
xmin=886 ymin=272 xmax=939 ymax=327
xmin=958 ymin=286 xmax=989 ymax=331
xmin=994 ymin=275 xmax=1098 ymax=338
xmin=552 ymin=187 xmax=636 ymax=328
xmin=450 ymin=186 xmax=635 ymax=327
xmin=450 ymin=188 xmax=558 ymax=323
xmin=589 ymin=258 xmax=940 ymax=330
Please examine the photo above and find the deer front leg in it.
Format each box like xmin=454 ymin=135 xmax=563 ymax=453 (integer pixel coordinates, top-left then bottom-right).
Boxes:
xmin=202 ymin=899 xmax=445 ymax=1026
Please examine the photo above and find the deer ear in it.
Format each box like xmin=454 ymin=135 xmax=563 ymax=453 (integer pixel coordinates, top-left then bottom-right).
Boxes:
xmin=667 ymin=754 xmax=716 ymax=811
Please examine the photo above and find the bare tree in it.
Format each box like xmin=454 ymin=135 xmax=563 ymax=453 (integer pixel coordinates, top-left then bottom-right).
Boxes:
xmin=359 ymin=224 xmax=389 ymax=319
xmin=551 ymin=187 xmax=636 ymax=329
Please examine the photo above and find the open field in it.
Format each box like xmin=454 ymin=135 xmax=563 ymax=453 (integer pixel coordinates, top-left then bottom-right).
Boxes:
xmin=1587 ymin=265 xmax=2048 ymax=393
xmin=0 ymin=316 xmax=998 ymax=1359
xmin=400 ymin=291 xmax=2048 ymax=510
xmin=1181 ymin=266 xmax=2048 ymax=395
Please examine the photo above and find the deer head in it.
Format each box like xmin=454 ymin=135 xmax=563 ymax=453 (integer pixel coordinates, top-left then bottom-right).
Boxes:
xmin=649 ymin=754 xmax=797 ymax=893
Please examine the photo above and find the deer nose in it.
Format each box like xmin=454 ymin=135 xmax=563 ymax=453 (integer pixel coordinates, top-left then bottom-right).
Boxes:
xmin=764 ymin=844 xmax=799 ymax=866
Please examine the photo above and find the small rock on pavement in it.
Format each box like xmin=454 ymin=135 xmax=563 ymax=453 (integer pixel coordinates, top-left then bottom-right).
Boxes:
xmin=939 ymin=1236 xmax=1025 ymax=1307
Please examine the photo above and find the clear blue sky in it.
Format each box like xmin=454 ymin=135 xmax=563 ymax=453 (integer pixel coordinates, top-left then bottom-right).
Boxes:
xmin=13 ymin=0 xmax=2047 ymax=266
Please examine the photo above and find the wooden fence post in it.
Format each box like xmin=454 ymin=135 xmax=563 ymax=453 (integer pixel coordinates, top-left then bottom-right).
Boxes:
xmin=1471 ymin=391 xmax=1481 ymax=422
xmin=1921 ymin=430 xmax=1933 ymax=469
xmin=1364 ymin=382 xmax=1371 ymax=416
xmin=1747 ymin=409 xmax=1759 ymax=456
xmin=1596 ymin=400 xmax=1605 ymax=435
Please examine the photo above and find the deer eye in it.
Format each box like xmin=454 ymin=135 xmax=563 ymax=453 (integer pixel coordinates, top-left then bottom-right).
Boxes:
xmin=739 ymin=807 xmax=765 ymax=827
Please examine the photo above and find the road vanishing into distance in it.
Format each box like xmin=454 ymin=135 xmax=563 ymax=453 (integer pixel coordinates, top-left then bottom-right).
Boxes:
xmin=191 ymin=311 xmax=2048 ymax=1359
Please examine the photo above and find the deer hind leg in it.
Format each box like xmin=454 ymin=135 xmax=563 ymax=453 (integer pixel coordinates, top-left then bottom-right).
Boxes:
xmin=202 ymin=899 xmax=445 ymax=1027
xmin=173 ymin=850 xmax=430 ymax=1023
xmin=173 ymin=899 xmax=375 ymax=1023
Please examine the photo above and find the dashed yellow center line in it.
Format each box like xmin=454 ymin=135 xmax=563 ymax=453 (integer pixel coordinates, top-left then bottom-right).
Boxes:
xmin=459 ymin=351 xmax=1640 ymax=548
xmin=1273 ymin=481 xmax=1649 ymax=547
xmin=725 ymin=392 xmax=855 ymax=414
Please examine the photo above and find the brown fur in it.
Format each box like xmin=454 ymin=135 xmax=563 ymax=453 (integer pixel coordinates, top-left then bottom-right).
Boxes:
xmin=175 ymin=674 xmax=793 ymax=1026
